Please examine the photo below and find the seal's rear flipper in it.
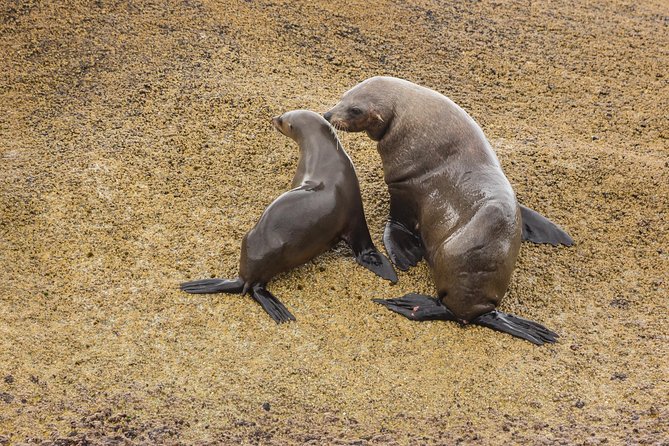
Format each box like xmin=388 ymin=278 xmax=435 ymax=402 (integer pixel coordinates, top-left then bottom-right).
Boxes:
xmin=356 ymin=249 xmax=398 ymax=283
xmin=251 ymin=286 xmax=296 ymax=324
xmin=375 ymin=294 xmax=558 ymax=345
xmin=520 ymin=205 xmax=574 ymax=246
xmin=383 ymin=220 xmax=424 ymax=271
xmin=472 ymin=310 xmax=559 ymax=345
xmin=373 ymin=293 xmax=456 ymax=321
xmin=180 ymin=277 xmax=244 ymax=294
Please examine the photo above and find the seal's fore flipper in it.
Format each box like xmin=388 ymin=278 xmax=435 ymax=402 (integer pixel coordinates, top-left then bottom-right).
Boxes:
xmin=520 ymin=205 xmax=574 ymax=247
xmin=472 ymin=310 xmax=559 ymax=345
xmin=374 ymin=293 xmax=558 ymax=345
xmin=180 ymin=277 xmax=245 ymax=294
xmin=294 ymin=180 xmax=324 ymax=192
xmin=373 ymin=294 xmax=456 ymax=321
xmin=383 ymin=220 xmax=424 ymax=271
xmin=251 ymin=286 xmax=296 ymax=324
xmin=355 ymin=248 xmax=398 ymax=283
xmin=344 ymin=213 xmax=398 ymax=283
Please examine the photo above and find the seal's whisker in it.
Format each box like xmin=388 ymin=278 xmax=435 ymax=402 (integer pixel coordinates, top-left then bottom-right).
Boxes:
xmin=335 ymin=125 xmax=347 ymax=150
xmin=328 ymin=122 xmax=342 ymax=150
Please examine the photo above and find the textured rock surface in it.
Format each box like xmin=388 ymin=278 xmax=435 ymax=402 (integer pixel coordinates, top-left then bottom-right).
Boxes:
xmin=1 ymin=0 xmax=667 ymax=444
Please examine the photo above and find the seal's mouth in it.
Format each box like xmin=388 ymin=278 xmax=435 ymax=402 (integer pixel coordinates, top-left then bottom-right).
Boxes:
xmin=329 ymin=118 xmax=349 ymax=132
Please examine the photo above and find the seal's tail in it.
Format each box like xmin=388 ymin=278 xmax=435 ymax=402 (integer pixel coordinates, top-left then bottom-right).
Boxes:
xmin=520 ymin=204 xmax=574 ymax=246
xmin=373 ymin=293 xmax=558 ymax=345
xmin=179 ymin=277 xmax=244 ymax=294
xmin=250 ymin=286 xmax=296 ymax=324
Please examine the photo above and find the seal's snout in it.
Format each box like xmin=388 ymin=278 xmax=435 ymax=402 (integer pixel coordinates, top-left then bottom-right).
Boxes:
xmin=323 ymin=111 xmax=333 ymax=122
xmin=272 ymin=115 xmax=282 ymax=130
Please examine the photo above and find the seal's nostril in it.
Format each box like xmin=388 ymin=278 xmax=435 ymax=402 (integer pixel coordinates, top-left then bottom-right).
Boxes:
xmin=323 ymin=112 xmax=332 ymax=122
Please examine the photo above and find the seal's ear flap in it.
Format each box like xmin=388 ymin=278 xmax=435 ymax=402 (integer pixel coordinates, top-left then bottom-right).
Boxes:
xmin=368 ymin=104 xmax=385 ymax=124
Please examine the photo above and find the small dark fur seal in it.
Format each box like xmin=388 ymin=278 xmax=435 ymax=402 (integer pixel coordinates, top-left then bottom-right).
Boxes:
xmin=180 ymin=110 xmax=396 ymax=323
xmin=325 ymin=77 xmax=572 ymax=344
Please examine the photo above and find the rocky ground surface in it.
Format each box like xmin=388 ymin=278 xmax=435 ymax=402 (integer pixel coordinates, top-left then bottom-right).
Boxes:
xmin=1 ymin=0 xmax=667 ymax=444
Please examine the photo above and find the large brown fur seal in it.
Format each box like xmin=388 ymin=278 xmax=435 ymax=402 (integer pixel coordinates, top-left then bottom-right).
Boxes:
xmin=180 ymin=110 xmax=397 ymax=323
xmin=324 ymin=77 xmax=572 ymax=344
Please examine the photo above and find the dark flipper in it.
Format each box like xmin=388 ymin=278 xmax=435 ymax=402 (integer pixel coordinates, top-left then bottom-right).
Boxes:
xmin=374 ymin=293 xmax=558 ymax=345
xmin=472 ymin=310 xmax=559 ymax=345
xmin=383 ymin=220 xmax=424 ymax=271
xmin=520 ymin=205 xmax=574 ymax=247
xmin=344 ymin=213 xmax=398 ymax=283
xmin=356 ymin=249 xmax=398 ymax=283
xmin=180 ymin=278 xmax=294 ymax=324
xmin=295 ymin=180 xmax=324 ymax=192
xmin=251 ymin=285 xmax=296 ymax=324
xmin=373 ymin=294 xmax=456 ymax=321
xmin=180 ymin=277 xmax=245 ymax=294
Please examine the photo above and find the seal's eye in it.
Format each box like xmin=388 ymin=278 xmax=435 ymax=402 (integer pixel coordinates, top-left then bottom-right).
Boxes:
xmin=350 ymin=107 xmax=362 ymax=116
xmin=288 ymin=122 xmax=293 ymax=129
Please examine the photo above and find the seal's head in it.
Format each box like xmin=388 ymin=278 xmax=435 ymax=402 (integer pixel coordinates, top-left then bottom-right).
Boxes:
xmin=272 ymin=109 xmax=332 ymax=143
xmin=323 ymin=77 xmax=394 ymax=141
